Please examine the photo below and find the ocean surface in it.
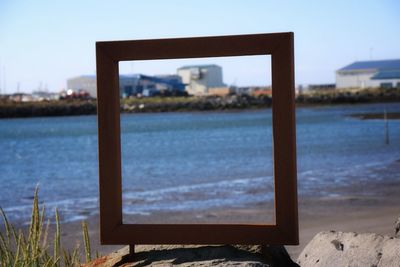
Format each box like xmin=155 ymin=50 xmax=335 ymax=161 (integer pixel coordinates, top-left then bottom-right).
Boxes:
xmin=1 ymin=103 xmax=400 ymax=224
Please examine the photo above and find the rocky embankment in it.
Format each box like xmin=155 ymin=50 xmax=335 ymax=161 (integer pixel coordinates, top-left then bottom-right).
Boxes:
xmin=296 ymin=87 xmax=400 ymax=105
xmin=0 ymin=100 xmax=97 ymax=118
xmin=0 ymin=95 xmax=272 ymax=118
xmin=121 ymin=95 xmax=272 ymax=113
xmin=1 ymin=87 xmax=400 ymax=118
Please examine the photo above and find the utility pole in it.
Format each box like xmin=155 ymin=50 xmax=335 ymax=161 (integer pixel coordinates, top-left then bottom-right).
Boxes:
xmin=0 ymin=61 xmax=2 ymax=95
xmin=3 ymin=66 xmax=6 ymax=94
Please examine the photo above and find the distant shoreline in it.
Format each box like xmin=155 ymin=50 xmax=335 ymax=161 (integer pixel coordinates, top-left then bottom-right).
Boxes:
xmin=349 ymin=112 xmax=400 ymax=120
xmin=1 ymin=88 xmax=400 ymax=119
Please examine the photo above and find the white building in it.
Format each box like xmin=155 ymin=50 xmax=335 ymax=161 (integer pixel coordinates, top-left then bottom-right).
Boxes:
xmin=67 ymin=75 xmax=97 ymax=97
xmin=177 ymin=64 xmax=225 ymax=96
xmin=336 ymin=59 xmax=400 ymax=89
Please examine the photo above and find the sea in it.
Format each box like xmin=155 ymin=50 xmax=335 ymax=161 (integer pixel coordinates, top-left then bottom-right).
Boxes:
xmin=0 ymin=103 xmax=400 ymax=224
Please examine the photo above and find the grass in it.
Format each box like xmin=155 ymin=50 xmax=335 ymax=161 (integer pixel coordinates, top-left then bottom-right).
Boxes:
xmin=0 ymin=187 xmax=94 ymax=266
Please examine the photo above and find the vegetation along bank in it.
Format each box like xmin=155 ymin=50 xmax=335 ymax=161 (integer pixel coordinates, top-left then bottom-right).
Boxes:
xmin=1 ymin=87 xmax=400 ymax=118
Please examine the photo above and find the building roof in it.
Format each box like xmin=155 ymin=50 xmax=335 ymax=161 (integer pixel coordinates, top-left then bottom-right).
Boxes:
xmin=177 ymin=64 xmax=221 ymax=70
xmin=338 ymin=59 xmax=400 ymax=72
xmin=119 ymin=74 xmax=141 ymax=79
xmin=119 ymin=74 xmax=185 ymax=90
xmin=371 ymin=70 xmax=400 ymax=80
xmin=67 ymin=75 xmax=96 ymax=80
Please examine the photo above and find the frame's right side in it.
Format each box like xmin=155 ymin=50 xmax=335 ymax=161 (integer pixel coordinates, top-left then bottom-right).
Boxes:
xmin=271 ymin=32 xmax=298 ymax=244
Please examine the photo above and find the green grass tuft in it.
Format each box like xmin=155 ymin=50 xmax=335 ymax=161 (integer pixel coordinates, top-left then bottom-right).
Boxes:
xmin=82 ymin=221 xmax=91 ymax=263
xmin=0 ymin=188 xmax=95 ymax=266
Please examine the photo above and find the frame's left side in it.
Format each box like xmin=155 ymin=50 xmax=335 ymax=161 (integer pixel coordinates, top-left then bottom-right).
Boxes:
xmin=96 ymin=43 xmax=123 ymax=244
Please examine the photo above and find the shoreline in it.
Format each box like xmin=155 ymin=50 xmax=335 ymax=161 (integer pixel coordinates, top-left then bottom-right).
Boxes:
xmin=2 ymin=190 xmax=400 ymax=260
xmin=52 ymin=184 xmax=400 ymax=260
xmin=3 ymin=159 xmax=400 ymax=260
xmin=1 ymin=93 xmax=400 ymax=119
xmin=12 ymin=165 xmax=399 ymax=260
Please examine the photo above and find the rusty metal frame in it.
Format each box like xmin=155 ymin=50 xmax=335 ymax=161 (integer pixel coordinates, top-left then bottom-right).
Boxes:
xmin=96 ymin=33 xmax=298 ymax=245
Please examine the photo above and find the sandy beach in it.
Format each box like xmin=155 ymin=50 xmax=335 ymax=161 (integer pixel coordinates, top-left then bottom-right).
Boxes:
xmin=55 ymin=161 xmax=400 ymax=261
xmin=1 ymin=170 xmax=399 ymax=265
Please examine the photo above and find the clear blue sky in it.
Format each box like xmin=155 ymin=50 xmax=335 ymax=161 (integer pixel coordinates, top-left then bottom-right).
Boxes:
xmin=0 ymin=0 xmax=399 ymax=93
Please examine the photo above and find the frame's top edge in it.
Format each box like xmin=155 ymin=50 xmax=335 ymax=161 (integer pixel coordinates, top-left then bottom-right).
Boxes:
xmin=95 ymin=32 xmax=294 ymax=45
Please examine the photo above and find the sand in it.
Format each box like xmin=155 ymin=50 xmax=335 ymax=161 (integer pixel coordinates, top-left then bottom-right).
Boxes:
xmin=56 ymin=180 xmax=400 ymax=261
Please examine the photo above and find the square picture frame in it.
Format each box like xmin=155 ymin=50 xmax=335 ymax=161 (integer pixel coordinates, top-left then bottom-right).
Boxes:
xmin=96 ymin=32 xmax=298 ymax=246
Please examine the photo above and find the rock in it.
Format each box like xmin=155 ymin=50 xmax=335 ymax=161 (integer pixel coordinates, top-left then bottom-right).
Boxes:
xmin=82 ymin=244 xmax=298 ymax=267
xmin=297 ymin=231 xmax=400 ymax=267
xmin=395 ymin=215 xmax=400 ymax=237
xmin=379 ymin=237 xmax=400 ymax=266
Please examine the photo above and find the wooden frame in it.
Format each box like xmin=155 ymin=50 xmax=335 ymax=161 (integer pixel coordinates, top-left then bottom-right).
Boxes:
xmin=96 ymin=33 xmax=298 ymax=246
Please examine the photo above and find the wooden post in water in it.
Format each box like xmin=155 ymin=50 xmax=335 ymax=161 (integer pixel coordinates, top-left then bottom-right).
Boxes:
xmin=384 ymin=108 xmax=389 ymax=145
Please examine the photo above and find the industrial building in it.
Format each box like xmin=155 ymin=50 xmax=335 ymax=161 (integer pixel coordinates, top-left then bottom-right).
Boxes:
xmin=119 ymin=74 xmax=185 ymax=97
xmin=177 ymin=64 xmax=225 ymax=96
xmin=67 ymin=75 xmax=97 ymax=97
xmin=336 ymin=59 xmax=400 ymax=89
xmin=67 ymin=74 xmax=185 ymax=98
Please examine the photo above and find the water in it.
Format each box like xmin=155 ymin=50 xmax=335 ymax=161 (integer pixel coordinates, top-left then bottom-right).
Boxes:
xmin=1 ymin=103 xmax=400 ymax=224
